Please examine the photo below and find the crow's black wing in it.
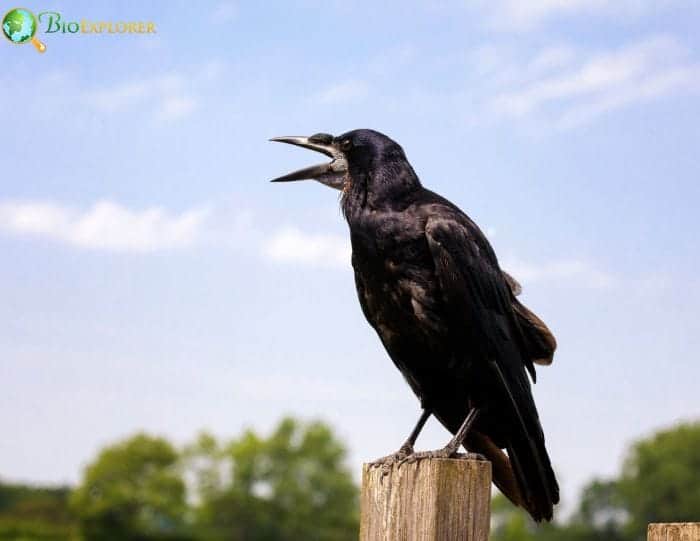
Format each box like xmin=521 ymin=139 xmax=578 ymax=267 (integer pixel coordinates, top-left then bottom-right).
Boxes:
xmin=425 ymin=214 xmax=559 ymax=521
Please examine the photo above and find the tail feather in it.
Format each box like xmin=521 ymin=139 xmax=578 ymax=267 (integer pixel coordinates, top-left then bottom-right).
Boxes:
xmin=507 ymin=433 xmax=559 ymax=521
xmin=467 ymin=430 xmax=558 ymax=521
xmin=489 ymin=360 xmax=560 ymax=522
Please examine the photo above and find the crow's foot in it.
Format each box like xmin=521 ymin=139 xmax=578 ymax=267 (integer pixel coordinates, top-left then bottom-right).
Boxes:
xmin=368 ymin=443 xmax=414 ymax=479
xmin=398 ymin=449 xmax=486 ymax=468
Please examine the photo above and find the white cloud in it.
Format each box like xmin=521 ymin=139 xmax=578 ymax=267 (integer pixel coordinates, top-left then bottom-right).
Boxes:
xmin=490 ymin=37 xmax=677 ymax=115
xmin=556 ymin=63 xmax=700 ymax=129
xmin=87 ymin=74 xmax=182 ymax=111
xmin=502 ymin=257 xmax=614 ymax=289
xmin=494 ymin=0 xmax=609 ymax=29
xmin=0 ymin=200 xmax=209 ymax=253
xmin=481 ymin=0 xmax=673 ymax=30
xmin=480 ymin=36 xmax=700 ymax=129
xmin=262 ymin=227 xmax=350 ymax=268
xmin=85 ymin=71 xmax=206 ymax=121
xmin=315 ymin=80 xmax=369 ymax=104
xmin=468 ymin=43 xmax=577 ymax=90
xmin=157 ymin=96 xmax=197 ymax=120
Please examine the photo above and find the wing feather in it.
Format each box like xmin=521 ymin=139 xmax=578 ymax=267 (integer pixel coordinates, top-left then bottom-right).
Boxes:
xmin=425 ymin=215 xmax=559 ymax=520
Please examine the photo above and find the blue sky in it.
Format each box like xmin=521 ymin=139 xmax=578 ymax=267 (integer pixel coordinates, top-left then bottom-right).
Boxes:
xmin=2 ymin=0 xmax=699 ymax=513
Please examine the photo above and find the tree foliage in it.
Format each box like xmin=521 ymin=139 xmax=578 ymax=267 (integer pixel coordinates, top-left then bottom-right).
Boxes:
xmin=192 ymin=417 xmax=358 ymax=541
xmin=70 ymin=433 xmax=190 ymax=540
xmin=618 ymin=420 xmax=700 ymax=538
xmin=67 ymin=418 xmax=358 ymax=541
xmin=0 ymin=481 xmax=74 ymax=540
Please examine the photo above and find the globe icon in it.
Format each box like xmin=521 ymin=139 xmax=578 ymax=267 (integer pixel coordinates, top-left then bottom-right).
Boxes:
xmin=2 ymin=7 xmax=46 ymax=52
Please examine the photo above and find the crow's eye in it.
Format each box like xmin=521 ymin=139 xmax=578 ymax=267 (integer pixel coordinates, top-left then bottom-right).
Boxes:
xmin=340 ymin=139 xmax=352 ymax=151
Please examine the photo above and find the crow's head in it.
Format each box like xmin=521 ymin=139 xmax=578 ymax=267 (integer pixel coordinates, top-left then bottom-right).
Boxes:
xmin=270 ymin=129 xmax=409 ymax=192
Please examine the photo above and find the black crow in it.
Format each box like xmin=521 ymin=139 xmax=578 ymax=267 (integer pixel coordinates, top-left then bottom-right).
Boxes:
xmin=270 ymin=129 xmax=559 ymax=521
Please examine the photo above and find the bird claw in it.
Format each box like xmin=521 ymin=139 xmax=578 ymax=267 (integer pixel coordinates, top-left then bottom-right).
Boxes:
xmin=398 ymin=448 xmax=452 ymax=468
xmin=368 ymin=444 xmax=414 ymax=481
xmin=397 ymin=449 xmax=487 ymax=469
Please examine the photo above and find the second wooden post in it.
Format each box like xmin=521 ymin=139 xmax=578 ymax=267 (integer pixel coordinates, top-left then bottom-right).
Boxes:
xmin=648 ymin=523 xmax=700 ymax=541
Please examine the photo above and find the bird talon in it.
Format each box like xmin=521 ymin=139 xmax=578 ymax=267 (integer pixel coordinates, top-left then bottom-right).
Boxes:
xmin=395 ymin=452 xmax=415 ymax=469
xmin=368 ymin=444 xmax=415 ymax=473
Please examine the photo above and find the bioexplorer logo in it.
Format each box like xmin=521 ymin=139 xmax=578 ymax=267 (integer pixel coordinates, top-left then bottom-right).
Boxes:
xmin=2 ymin=7 xmax=156 ymax=53
xmin=2 ymin=8 xmax=45 ymax=51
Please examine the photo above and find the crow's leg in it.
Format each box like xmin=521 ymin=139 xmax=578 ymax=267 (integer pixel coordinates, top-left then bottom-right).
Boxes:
xmin=368 ymin=409 xmax=431 ymax=473
xmin=399 ymin=407 xmax=486 ymax=466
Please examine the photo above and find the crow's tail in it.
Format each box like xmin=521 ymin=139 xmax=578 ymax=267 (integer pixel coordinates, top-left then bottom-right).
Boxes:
xmin=489 ymin=360 xmax=560 ymax=522
xmin=468 ymin=429 xmax=557 ymax=521
xmin=507 ymin=428 xmax=559 ymax=521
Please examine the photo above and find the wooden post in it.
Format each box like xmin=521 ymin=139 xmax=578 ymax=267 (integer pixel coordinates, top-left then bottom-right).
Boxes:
xmin=648 ymin=523 xmax=700 ymax=541
xmin=360 ymin=458 xmax=491 ymax=541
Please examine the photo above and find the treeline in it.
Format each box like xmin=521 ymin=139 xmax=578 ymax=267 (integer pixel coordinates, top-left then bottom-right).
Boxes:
xmin=2 ymin=418 xmax=358 ymax=541
xmin=1 ymin=419 xmax=698 ymax=540
xmin=0 ymin=482 xmax=73 ymax=539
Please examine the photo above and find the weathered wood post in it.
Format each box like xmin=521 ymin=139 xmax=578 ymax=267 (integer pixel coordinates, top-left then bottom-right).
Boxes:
xmin=648 ymin=523 xmax=700 ymax=541
xmin=360 ymin=458 xmax=491 ymax=541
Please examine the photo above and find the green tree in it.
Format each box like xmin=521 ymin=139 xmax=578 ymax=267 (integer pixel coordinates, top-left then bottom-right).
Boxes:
xmin=70 ymin=433 xmax=191 ymax=541
xmin=491 ymin=490 xmax=628 ymax=541
xmin=618 ymin=420 xmax=700 ymax=539
xmin=182 ymin=432 xmax=228 ymax=509
xmin=0 ymin=481 xmax=75 ymax=540
xmin=193 ymin=417 xmax=358 ymax=541
xmin=490 ymin=493 xmax=537 ymax=541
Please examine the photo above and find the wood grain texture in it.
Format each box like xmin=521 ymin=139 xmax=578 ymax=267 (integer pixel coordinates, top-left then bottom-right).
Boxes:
xmin=360 ymin=458 xmax=491 ymax=541
xmin=648 ymin=523 xmax=700 ymax=541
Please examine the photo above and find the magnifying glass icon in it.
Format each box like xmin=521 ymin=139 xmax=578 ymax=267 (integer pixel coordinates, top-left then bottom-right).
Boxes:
xmin=2 ymin=8 xmax=46 ymax=53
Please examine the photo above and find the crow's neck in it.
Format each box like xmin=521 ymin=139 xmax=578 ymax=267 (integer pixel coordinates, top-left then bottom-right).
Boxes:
xmin=341 ymin=161 xmax=421 ymax=219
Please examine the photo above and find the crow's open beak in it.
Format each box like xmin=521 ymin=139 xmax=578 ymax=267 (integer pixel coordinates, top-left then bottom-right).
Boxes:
xmin=270 ymin=134 xmax=347 ymax=190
